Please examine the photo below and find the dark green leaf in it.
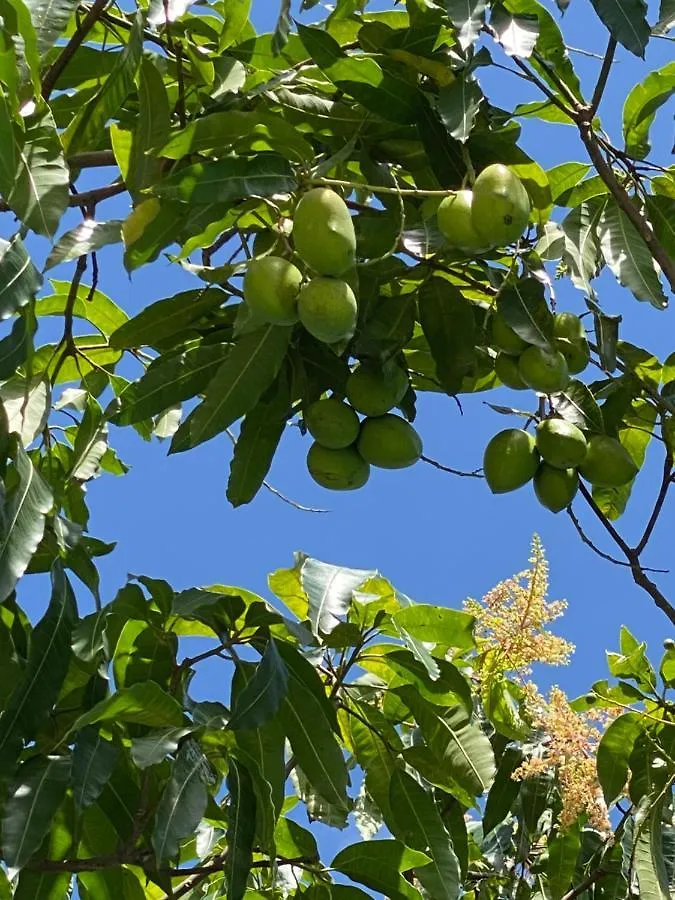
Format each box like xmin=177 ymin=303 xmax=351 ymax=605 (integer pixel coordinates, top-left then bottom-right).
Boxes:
xmin=436 ymin=77 xmax=483 ymax=143
xmin=561 ymin=200 xmax=604 ymax=298
xmin=109 ymin=289 xmax=224 ymax=350
xmin=2 ymin=755 xmax=71 ymax=870
xmin=44 ymin=221 xmax=122 ymax=271
xmin=635 ymin=797 xmax=670 ymax=900
xmin=332 ymin=840 xmax=429 ymax=900
xmin=226 ymin=758 xmax=257 ymax=900
xmin=483 ymin=745 xmax=523 ymax=834
xmin=71 ymin=681 xmax=184 ymax=732
xmin=152 ymin=152 xmax=297 ymax=204
xmin=0 ymin=315 xmax=35 ymax=382
xmin=271 ymin=0 xmax=292 ymax=55
xmin=25 ymin=0 xmax=78 ymax=54
xmin=229 ymin=639 xmax=288 ymax=730
xmin=551 ymin=379 xmax=604 ymax=433
xmin=14 ymin=871 xmax=70 ymax=900
xmin=594 ymin=311 xmax=621 ymax=372
xmin=152 ymin=740 xmax=209 ymax=861
xmin=498 ymin=278 xmax=553 ymax=349
xmin=596 ymin=712 xmax=643 ymax=804
xmin=418 ymin=278 xmax=476 ymax=395
xmin=71 ymin=728 xmax=119 ymax=809
xmin=547 ymin=826 xmax=581 ymax=900
xmin=589 ymin=0 xmax=650 ymax=57
xmin=127 ymin=56 xmax=169 ymax=194
xmin=64 ymin=13 xmax=143 ymax=155
xmin=170 ymin=325 xmax=292 ymax=453
xmin=0 ymin=234 xmax=42 ymax=319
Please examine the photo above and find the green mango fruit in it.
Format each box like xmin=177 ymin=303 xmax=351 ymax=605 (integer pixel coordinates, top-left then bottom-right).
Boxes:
xmin=293 ymin=187 xmax=356 ymax=276
xmin=357 ymin=414 xmax=423 ymax=469
xmin=346 ymin=364 xmax=409 ymax=417
xmin=298 ymin=277 xmax=358 ymax=344
xmin=472 ymin=164 xmax=531 ymax=246
xmin=491 ymin=311 xmax=529 ymax=355
xmin=553 ymin=312 xmax=590 ymax=375
xmin=304 ymin=397 xmax=360 ymax=450
xmin=534 ymin=464 xmax=579 ymax=512
xmin=518 ymin=346 xmax=570 ymax=393
xmin=437 ymin=190 xmax=490 ymax=252
xmin=243 ymin=256 xmax=303 ymax=325
xmin=495 ymin=352 xmax=527 ymax=390
xmin=307 ymin=442 xmax=370 ymax=490
xmin=483 ymin=428 xmax=540 ymax=494
xmin=578 ymin=435 xmax=638 ymax=487
xmin=535 ymin=419 xmax=588 ymax=469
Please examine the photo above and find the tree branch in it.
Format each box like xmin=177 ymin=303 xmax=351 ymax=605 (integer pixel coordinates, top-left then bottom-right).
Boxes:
xmin=561 ymin=868 xmax=607 ymax=900
xmin=634 ymin=450 xmax=673 ymax=556
xmin=578 ymin=481 xmax=675 ymax=624
xmin=41 ymin=0 xmax=110 ymax=100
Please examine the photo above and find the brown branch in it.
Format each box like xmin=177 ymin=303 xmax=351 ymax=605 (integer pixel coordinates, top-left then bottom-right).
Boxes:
xmin=567 ymin=506 xmax=668 ymax=573
xmin=578 ymin=481 xmax=675 ymax=624
xmin=634 ymin=450 xmax=673 ymax=556
xmin=589 ymin=36 xmax=617 ymax=118
xmin=41 ymin=0 xmax=110 ymax=100
xmin=561 ymin=868 xmax=608 ymax=900
xmin=577 ymin=120 xmax=675 ymax=293
xmin=421 ymin=454 xmax=484 ymax=479
xmin=68 ymin=150 xmax=117 ymax=169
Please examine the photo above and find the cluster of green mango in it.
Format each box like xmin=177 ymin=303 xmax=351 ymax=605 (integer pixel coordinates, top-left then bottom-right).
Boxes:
xmin=305 ymin=363 xmax=423 ymax=491
xmin=491 ymin=310 xmax=591 ymax=393
xmin=243 ymin=187 xmax=358 ymax=343
xmin=436 ymin=164 xmax=532 ymax=252
xmin=483 ymin=421 xmax=638 ymax=512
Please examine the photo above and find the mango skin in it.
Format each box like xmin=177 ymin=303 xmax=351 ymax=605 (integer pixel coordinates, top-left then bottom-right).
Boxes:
xmin=346 ymin=364 xmax=409 ymax=417
xmin=243 ymin=256 xmax=303 ymax=325
xmin=304 ymin=398 xmax=360 ymax=450
xmin=483 ymin=428 xmax=539 ymax=494
xmin=535 ymin=419 xmax=588 ymax=469
xmin=492 ymin=311 xmax=529 ymax=355
xmin=534 ymin=464 xmax=579 ymax=513
xmin=495 ymin=352 xmax=527 ymax=390
xmin=293 ymin=188 xmax=356 ymax=276
xmin=437 ymin=190 xmax=489 ymax=253
xmin=307 ymin=442 xmax=370 ymax=491
xmin=553 ymin=312 xmax=590 ymax=375
xmin=472 ymin=164 xmax=531 ymax=246
xmin=297 ymin=277 xmax=358 ymax=344
xmin=518 ymin=346 xmax=570 ymax=394
xmin=357 ymin=414 xmax=423 ymax=469
xmin=579 ymin=435 xmax=638 ymax=487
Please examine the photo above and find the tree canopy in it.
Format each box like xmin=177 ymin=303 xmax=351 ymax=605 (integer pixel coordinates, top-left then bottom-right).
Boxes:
xmin=0 ymin=0 xmax=673 ymax=897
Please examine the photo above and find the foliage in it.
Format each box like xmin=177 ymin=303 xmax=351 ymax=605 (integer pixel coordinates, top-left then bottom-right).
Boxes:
xmin=0 ymin=0 xmax=672 ymax=896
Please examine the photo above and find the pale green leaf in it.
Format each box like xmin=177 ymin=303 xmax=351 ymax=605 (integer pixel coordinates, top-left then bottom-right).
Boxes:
xmin=44 ymin=221 xmax=122 ymax=271
xmin=152 ymin=740 xmax=208 ymax=861
xmin=598 ymin=200 xmax=667 ymax=308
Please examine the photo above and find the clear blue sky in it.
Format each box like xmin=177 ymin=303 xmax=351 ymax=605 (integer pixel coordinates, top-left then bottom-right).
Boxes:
xmin=13 ymin=0 xmax=674 ymax=711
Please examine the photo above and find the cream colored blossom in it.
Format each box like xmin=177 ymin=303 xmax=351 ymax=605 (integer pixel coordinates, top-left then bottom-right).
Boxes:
xmin=464 ymin=535 xmax=574 ymax=679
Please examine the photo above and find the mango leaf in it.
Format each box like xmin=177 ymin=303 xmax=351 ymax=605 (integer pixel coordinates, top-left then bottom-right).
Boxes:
xmin=589 ymin=0 xmax=650 ymax=57
xmin=71 ymin=682 xmax=184 ymax=732
xmin=301 ymin=557 xmax=375 ymax=637
xmin=44 ymin=221 xmax=123 ymax=271
xmin=548 ymin=163 xmax=592 ymax=203
xmin=278 ymin=663 xmax=349 ymax=811
xmin=623 ymin=62 xmax=675 ymax=159
xmin=0 ymin=443 xmax=53 ymax=604
xmin=2 ymin=755 xmax=71 ymax=870
xmin=392 ymin=605 xmax=475 ymax=650
xmin=396 ymin=686 xmax=495 ymax=799
xmin=0 ymin=377 xmax=50 ymax=446
xmin=594 ymin=311 xmax=621 ymax=372
xmin=0 ymin=563 xmax=75 ymax=772
xmin=0 ymin=234 xmax=42 ymax=319
xmin=226 ymin=758 xmax=257 ymax=900
xmin=561 ymin=200 xmax=604 ymax=298
xmin=0 ymin=0 xmax=41 ymax=95
xmin=14 ymin=871 xmax=70 ymax=900
xmin=0 ymin=316 xmax=35 ymax=381
xmin=226 ymin=368 xmax=291 ymax=508
xmin=388 ymin=769 xmax=461 ymax=900
xmin=635 ymin=798 xmax=670 ymax=900
xmin=547 ymin=826 xmax=581 ymax=900
xmin=598 ymin=200 xmax=667 ymax=309
xmin=229 ymin=639 xmax=288 ymax=730
xmin=646 ymin=196 xmax=675 ymax=269
xmin=36 ymin=281 xmax=127 ymax=337
xmin=418 ymin=278 xmax=476 ymax=395
xmin=271 ymin=0 xmax=292 ymax=55
xmin=654 ymin=0 xmax=675 ymax=32
xmin=596 ymin=712 xmax=643 ymax=804
xmin=332 ymin=840 xmax=429 ymax=900
xmin=130 ymin=727 xmax=192 ymax=769
xmin=71 ymin=728 xmax=119 ymax=809
xmin=490 ymin=4 xmax=539 ymax=56
xmin=551 ymin=380 xmax=604 ymax=433
xmin=127 ymin=57 xmax=169 ymax=194
xmin=497 ymin=278 xmax=554 ymax=348
xmin=24 ymin=0 xmax=78 ymax=55
xmin=170 ymin=325 xmax=292 ymax=453
xmin=297 ymin=24 xmax=420 ymax=125
xmin=151 ymin=151 xmax=297 ymax=204
xmin=6 ymin=104 xmax=68 ymax=237
xmin=109 ymin=289 xmax=225 ymax=349
xmin=152 ymin=740 xmax=209 ymax=861
xmin=436 ymin=78 xmax=483 ymax=143
xmin=483 ymin=745 xmax=523 ymax=834
xmin=446 ymin=0 xmax=486 ymax=49
xmin=63 ymin=13 xmax=143 ymax=155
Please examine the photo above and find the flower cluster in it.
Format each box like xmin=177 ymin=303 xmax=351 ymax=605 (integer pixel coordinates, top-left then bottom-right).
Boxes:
xmin=464 ymin=534 xmax=574 ymax=679
xmin=513 ymin=684 xmax=613 ymax=833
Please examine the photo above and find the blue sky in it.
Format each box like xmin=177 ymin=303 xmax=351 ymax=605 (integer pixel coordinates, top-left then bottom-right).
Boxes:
xmin=13 ymin=0 xmax=674 ymax=711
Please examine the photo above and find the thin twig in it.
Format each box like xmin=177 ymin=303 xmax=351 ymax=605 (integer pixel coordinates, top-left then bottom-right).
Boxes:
xmin=560 ymin=868 xmax=608 ymax=900
xmin=421 ymin=454 xmax=484 ymax=479
xmin=634 ymin=450 xmax=674 ymax=556
xmin=41 ymin=0 xmax=110 ymax=100
xmin=567 ymin=506 xmax=667 ymax=573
